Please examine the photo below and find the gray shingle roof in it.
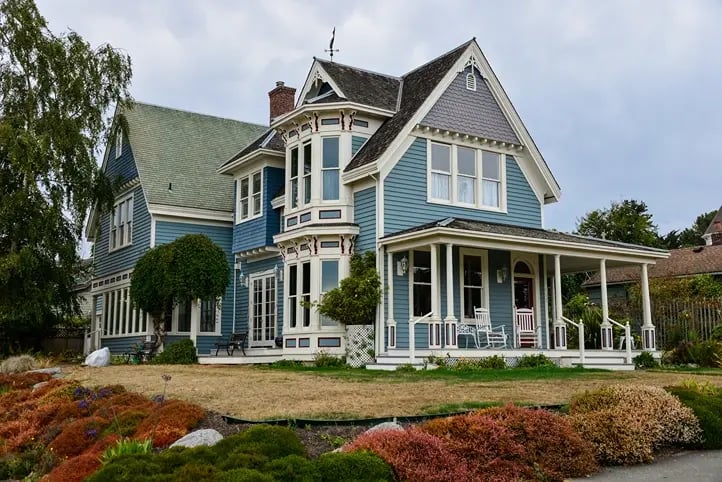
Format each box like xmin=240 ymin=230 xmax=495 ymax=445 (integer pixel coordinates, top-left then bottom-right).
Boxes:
xmin=382 ymin=217 xmax=668 ymax=254
xmin=345 ymin=40 xmax=474 ymax=172
xmin=421 ymin=67 xmax=519 ymax=144
xmin=704 ymin=205 xmax=722 ymax=235
xmin=124 ymin=102 xmax=267 ymax=213
xmin=314 ymin=59 xmax=400 ymax=111
xmin=219 ymin=129 xmax=284 ymax=171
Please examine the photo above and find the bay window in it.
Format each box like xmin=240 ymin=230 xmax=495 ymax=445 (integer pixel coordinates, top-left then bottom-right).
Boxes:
xmin=428 ymin=140 xmax=505 ymax=210
xmin=288 ymin=265 xmax=298 ymax=328
xmin=322 ymin=137 xmax=339 ymax=201
xmin=320 ymin=260 xmax=339 ymax=326
xmin=290 ymin=147 xmax=299 ymax=209
xmin=303 ymin=142 xmax=312 ymax=204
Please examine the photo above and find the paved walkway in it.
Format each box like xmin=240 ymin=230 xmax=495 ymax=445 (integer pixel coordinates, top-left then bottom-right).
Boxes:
xmin=572 ymin=450 xmax=722 ymax=481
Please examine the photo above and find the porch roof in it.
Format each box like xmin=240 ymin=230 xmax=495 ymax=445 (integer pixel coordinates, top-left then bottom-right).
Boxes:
xmin=380 ymin=217 xmax=669 ymax=270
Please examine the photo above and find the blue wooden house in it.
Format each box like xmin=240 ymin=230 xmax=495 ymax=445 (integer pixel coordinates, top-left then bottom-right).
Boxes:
xmin=88 ymin=39 xmax=668 ymax=368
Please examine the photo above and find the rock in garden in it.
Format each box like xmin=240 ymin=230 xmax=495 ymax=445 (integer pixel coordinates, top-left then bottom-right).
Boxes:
xmin=170 ymin=429 xmax=223 ymax=448
xmin=84 ymin=347 xmax=111 ymax=367
xmin=29 ymin=367 xmax=62 ymax=376
xmin=32 ymin=381 xmax=49 ymax=391
xmin=364 ymin=421 xmax=404 ymax=434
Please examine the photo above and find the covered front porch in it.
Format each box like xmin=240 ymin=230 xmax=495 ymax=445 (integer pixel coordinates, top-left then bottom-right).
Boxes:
xmin=376 ymin=218 xmax=669 ymax=369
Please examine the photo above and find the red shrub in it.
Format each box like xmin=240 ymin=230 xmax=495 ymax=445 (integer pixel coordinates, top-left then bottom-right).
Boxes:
xmin=0 ymin=419 xmax=39 ymax=455
xmin=135 ymin=400 xmax=204 ymax=447
xmin=0 ymin=372 xmax=52 ymax=390
xmin=479 ymin=405 xmax=598 ymax=479
xmin=45 ymin=451 xmax=102 ymax=482
xmin=47 ymin=416 xmax=110 ymax=458
xmin=92 ymin=391 xmax=154 ymax=420
xmin=346 ymin=428 xmax=473 ymax=482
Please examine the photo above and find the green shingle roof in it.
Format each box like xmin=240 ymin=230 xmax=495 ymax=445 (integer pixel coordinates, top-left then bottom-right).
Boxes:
xmin=124 ymin=102 xmax=268 ymax=213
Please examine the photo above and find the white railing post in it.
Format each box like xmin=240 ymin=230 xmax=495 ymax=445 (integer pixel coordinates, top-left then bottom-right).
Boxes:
xmin=554 ymin=322 xmax=567 ymax=350
xmin=625 ymin=322 xmax=633 ymax=365
xmin=640 ymin=263 xmax=656 ymax=351
xmin=409 ymin=319 xmax=415 ymax=365
xmin=578 ymin=321 xmax=585 ymax=366
xmin=600 ymin=320 xmax=614 ymax=350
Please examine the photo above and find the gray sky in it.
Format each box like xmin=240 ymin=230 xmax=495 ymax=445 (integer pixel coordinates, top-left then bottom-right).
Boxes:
xmin=37 ymin=0 xmax=722 ymax=235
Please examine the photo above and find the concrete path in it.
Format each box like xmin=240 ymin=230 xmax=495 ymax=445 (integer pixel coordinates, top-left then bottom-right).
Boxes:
xmin=572 ymin=450 xmax=722 ymax=481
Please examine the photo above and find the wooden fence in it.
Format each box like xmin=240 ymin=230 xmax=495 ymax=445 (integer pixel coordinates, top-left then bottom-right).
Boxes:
xmin=610 ymin=297 xmax=722 ymax=349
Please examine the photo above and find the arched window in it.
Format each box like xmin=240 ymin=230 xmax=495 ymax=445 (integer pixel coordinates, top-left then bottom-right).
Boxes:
xmin=466 ymin=72 xmax=476 ymax=91
xmin=514 ymin=261 xmax=532 ymax=275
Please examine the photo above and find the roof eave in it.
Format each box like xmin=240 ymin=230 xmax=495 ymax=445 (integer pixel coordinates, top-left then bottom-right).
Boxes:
xmin=217 ymin=148 xmax=284 ymax=175
xmin=270 ymin=102 xmax=395 ymax=130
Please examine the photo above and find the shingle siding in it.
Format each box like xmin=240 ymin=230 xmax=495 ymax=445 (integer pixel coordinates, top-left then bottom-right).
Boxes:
xmin=93 ymin=185 xmax=151 ymax=278
xmin=353 ymin=187 xmax=376 ymax=252
xmin=384 ymin=137 xmax=541 ymax=235
xmin=233 ymin=167 xmax=284 ymax=253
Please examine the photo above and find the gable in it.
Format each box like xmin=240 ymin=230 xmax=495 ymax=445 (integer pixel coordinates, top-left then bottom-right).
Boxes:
xmin=105 ymin=130 xmax=138 ymax=184
xmin=421 ymin=66 xmax=519 ymax=145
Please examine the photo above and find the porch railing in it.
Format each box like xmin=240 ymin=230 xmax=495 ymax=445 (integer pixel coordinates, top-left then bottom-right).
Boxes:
xmin=561 ymin=316 xmax=584 ymax=365
xmin=606 ymin=317 xmax=633 ymax=365
xmin=408 ymin=312 xmax=433 ymax=365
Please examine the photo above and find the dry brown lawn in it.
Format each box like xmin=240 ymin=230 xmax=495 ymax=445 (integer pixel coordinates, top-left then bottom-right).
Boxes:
xmin=65 ymin=365 xmax=722 ymax=420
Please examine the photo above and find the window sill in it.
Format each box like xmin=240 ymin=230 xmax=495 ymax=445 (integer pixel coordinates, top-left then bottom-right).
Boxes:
xmin=236 ymin=214 xmax=263 ymax=225
xmin=108 ymin=242 xmax=133 ymax=254
xmin=426 ymin=198 xmax=507 ymax=214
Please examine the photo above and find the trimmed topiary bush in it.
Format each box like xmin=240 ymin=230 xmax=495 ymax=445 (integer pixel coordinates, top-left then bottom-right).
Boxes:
xmin=152 ymin=339 xmax=197 ymax=364
xmin=0 ymin=355 xmax=37 ymax=374
xmin=667 ymin=386 xmax=722 ymax=449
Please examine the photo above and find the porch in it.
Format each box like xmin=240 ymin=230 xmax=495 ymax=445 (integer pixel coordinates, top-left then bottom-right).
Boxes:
xmin=376 ymin=218 xmax=669 ymax=368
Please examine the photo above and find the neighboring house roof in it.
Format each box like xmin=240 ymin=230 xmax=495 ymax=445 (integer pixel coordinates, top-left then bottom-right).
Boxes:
xmin=382 ymin=217 xmax=668 ymax=254
xmin=704 ymin=205 xmax=722 ymax=236
xmin=219 ymin=129 xmax=284 ymax=171
xmin=313 ymin=59 xmax=400 ymax=112
xmin=346 ymin=40 xmax=474 ymax=172
xmin=583 ymin=244 xmax=722 ymax=286
xmin=123 ymin=102 xmax=267 ymax=213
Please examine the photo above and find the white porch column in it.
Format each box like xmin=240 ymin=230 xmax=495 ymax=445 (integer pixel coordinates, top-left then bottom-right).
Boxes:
xmin=640 ymin=263 xmax=656 ymax=350
xmin=429 ymin=243 xmax=442 ymax=348
xmin=386 ymin=250 xmax=396 ymax=349
xmin=599 ymin=259 xmax=613 ymax=351
xmin=444 ymin=243 xmax=458 ymax=348
xmin=553 ymin=254 xmax=567 ymax=349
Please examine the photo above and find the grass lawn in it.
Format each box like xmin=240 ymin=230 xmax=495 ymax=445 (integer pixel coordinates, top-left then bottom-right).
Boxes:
xmin=66 ymin=364 xmax=722 ymax=420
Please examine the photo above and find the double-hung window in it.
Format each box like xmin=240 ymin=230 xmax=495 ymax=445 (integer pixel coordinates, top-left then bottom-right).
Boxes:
xmin=303 ymin=142 xmax=312 ymax=204
xmin=322 ymin=137 xmax=340 ymax=201
xmin=290 ymin=147 xmax=299 ymax=209
xmin=320 ymin=260 xmax=339 ymax=326
xmin=200 ymin=298 xmax=218 ymax=333
xmin=429 ymin=141 xmax=504 ymax=210
xmin=109 ymin=195 xmax=133 ymax=251
xmin=288 ymin=265 xmax=298 ymax=328
xmin=238 ymin=171 xmax=262 ymax=222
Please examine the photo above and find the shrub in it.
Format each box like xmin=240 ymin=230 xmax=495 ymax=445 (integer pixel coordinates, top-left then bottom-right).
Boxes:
xmin=86 ymin=454 xmax=163 ymax=482
xmin=0 ymin=354 xmax=37 ymax=374
xmin=346 ymin=428 xmax=472 ymax=482
xmin=45 ymin=451 xmax=103 ymax=482
xmin=711 ymin=324 xmax=722 ymax=342
xmin=394 ymin=363 xmax=416 ymax=373
xmin=270 ymin=359 xmax=303 ymax=368
xmin=101 ymin=437 xmax=153 ymax=464
xmin=315 ymin=452 xmax=394 ymax=482
xmin=47 ymin=416 xmax=110 ymax=458
xmin=453 ymin=355 xmax=506 ymax=370
xmin=515 ymin=353 xmax=556 ymax=368
xmin=667 ymin=387 xmax=722 ymax=449
xmin=216 ymin=425 xmax=307 ymax=460
xmin=313 ymin=351 xmax=346 ymax=368
xmin=215 ymin=468 xmax=275 ymax=482
xmin=152 ymin=339 xmax=197 ymax=364
xmin=478 ymin=405 xmax=598 ymax=479
xmin=135 ymin=399 xmax=204 ymax=447
xmin=265 ymin=454 xmax=319 ymax=481
xmin=570 ymin=385 xmax=702 ymax=464
xmin=633 ymin=351 xmax=659 ymax=369
xmin=667 ymin=340 xmax=722 ymax=367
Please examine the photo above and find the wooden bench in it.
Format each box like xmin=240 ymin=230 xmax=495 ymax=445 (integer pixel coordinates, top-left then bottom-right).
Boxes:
xmin=215 ymin=332 xmax=247 ymax=356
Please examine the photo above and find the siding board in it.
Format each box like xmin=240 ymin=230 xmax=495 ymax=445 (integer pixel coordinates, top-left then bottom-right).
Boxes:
xmin=233 ymin=167 xmax=284 ymax=253
xmin=353 ymin=187 xmax=376 ymax=252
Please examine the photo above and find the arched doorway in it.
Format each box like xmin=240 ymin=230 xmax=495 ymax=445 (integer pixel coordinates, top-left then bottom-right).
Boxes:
xmin=513 ymin=261 xmax=534 ymax=310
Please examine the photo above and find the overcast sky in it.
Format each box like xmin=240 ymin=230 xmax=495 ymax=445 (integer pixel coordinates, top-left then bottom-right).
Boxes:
xmin=37 ymin=0 xmax=722 ymax=236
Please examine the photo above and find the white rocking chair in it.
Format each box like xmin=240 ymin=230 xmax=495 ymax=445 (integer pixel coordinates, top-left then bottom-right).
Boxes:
xmin=474 ymin=307 xmax=508 ymax=348
xmin=514 ymin=307 xmax=537 ymax=348
xmin=456 ymin=322 xmax=479 ymax=349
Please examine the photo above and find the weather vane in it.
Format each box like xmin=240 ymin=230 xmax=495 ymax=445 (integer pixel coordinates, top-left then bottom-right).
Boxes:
xmin=324 ymin=27 xmax=339 ymax=62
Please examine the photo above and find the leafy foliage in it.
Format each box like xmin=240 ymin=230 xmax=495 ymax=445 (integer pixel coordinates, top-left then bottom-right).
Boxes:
xmin=152 ymin=339 xmax=197 ymax=365
xmin=312 ymin=351 xmax=345 ymax=368
xmin=633 ymin=351 xmax=659 ymax=369
xmin=313 ymin=251 xmax=382 ymax=325
xmin=0 ymin=0 xmax=132 ymax=347
xmin=131 ymin=234 xmax=229 ymax=346
xmin=515 ymin=353 xmax=556 ymax=368
xmin=100 ymin=438 xmax=152 ymax=464
xmin=576 ymin=199 xmax=660 ymax=247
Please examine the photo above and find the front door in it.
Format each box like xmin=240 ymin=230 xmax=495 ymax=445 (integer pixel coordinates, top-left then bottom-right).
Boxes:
xmin=250 ymin=274 xmax=276 ymax=347
xmin=514 ymin=277 xmax=533 ymax=309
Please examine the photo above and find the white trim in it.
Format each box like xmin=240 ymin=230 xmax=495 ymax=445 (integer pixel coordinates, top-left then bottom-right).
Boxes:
xmin=248 ymin=270 xmax=278 ymax=347
xmin=217 ymin=148 xmax=284 ymax=175
xmin=272 ymin=102 xmax=395 ymax=130
xmin=510 ymin=252 xmax=541 ymax=347
xmin=458 ymin=247 xmax=490 ymax=323
xmin=108 ymin=193 xmax=134 ymax=253
xmin=273 ymin=224 xmax=359 ymax=244
xmin=271 ymin=195 xmax=285 ymax=209
xmin=152 ymin=214 xmax=232 ymax=228
xmin=150 ymin=217 xmax=156 ymax=248
xmin=236 ymin=169 xmax=264 ymax=224
xmin=147 ymin=204 xmax=233 ymax=223
xmin=295 ymin=62 xmax=347 ymax=109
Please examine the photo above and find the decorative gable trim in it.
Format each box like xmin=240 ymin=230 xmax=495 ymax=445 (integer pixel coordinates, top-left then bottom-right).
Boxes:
xmin=296 ymin=61 xmax=346 ymax=108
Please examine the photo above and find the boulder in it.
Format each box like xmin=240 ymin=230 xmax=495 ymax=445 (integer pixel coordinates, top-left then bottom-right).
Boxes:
xmin=84 ymin=347 xmax=111 ymax=367
xmin=169 ymin=429 xmax=223 ymax=449
xmin=29 ymin=367 xmax=62 ymax=376
xmin=364 ymin=421 xmax=404 ymax=434
xmin=32 ymin=381 xmax=49 ymax=391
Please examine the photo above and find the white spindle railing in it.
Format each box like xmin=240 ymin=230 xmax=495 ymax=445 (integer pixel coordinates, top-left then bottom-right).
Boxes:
xmin=607 ymin=317 xmax=633 ymax=365
xmin=561 ymin=316 xmax=584 ymax=365
xmin=408 ymin=312 xmax=433 ymax=365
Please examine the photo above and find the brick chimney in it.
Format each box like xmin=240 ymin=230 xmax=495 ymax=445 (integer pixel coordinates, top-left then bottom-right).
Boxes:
xmin=268 ymin=81 xmax=296 ymax=124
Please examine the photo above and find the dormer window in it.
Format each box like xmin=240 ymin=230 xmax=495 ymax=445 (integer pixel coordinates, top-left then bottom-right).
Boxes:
xmin=466 ymin=72 xmax=476 ymax=91
xmin=238 ymin=170 xmax=262 ymax=223
xmin=115 ymin=129 xmax=123 ymax=158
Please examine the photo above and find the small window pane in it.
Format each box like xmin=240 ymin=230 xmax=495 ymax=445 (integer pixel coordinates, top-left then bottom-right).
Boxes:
xmin=290 ymin=148 xmax=298 ymax=177
xmin=177 ymin=299 xmax=191 ymax=332
xmin=458 ymin=176 xmax=474 ymax=204
xmin=303 ymin=143 xmax=312 ymax=173
xmin=483 ymin=180 xmax=500 ymax=207
xmin=431 ymin=173 xmax=450 ymax=200
xmin=304 ymin=176 xmax=311 ymax=204
xmin=322 ymin=170 xmax=339 ymax=201
xmin=413 ymin=284 xmax=431 ymax=317
xmin=323 ymin=137 xmax=339 ymax=168
xmin=431 ymin=143 xmax=450 ymax=172
xmin=288 ymin=265 xmax=297 ymax=296
xmin=482 ymin=151 xmax=500 ymax=180
xmin=290 ymin=179 xmax=298 ymax=208
xmin=321 ymin=260 xmax=339 ymax=292
xmin=253 ymin=193 xmax=261 ymax=215
xmin=464 ymin=256 xmax=483 ymax=286
xmin=458 ymin=147 xmax=476 ymax=175
xmin=413 ymin=251 xmax=431 ymax=284
xmin=240 ymin=178 xmax=249 ymax=197
xmin=252 ymin=172 xmax=261 ymax=194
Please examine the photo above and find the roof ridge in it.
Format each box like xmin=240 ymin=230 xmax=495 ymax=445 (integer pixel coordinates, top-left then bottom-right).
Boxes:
xmin=128 ymin=100 xmax=267 ymax=128
xmin=402 ymin=38 xmax=475 ymax=78
xmin=314 ymin=57 xmax=401 ymax=80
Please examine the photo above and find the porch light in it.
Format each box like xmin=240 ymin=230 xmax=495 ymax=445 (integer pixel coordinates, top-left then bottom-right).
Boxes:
xmin=239 ymin=270 xmax=248 ymax=288
xmin=496 ymin=266 xmax=508 ymax=283
xmin=397 ymin=256 xmax=409 ymax=276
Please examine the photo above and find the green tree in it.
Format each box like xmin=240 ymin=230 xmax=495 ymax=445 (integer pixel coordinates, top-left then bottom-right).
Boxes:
xmin=130 ymin=234 xmax=229 ymax=347
xmin=313 ymin=251 xmax=382 ymax=325
xmin=576 ymin=200 xmax=660 ymax=247
xmin=677 ymin=210 xmax=717 ymax=248
xmin=0 ymin=0 xmax=131 ymax=348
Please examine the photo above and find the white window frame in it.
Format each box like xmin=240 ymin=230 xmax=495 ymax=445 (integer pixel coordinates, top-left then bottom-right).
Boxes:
xmin=321 ymin=136 xmax=340 ymax=202
xmin=289 ymin=146 xmax=299 ymax=210
xmin=115 ymin=129 xmax=123 ymax=159
xmin=302 ymin=141 xmax=312 ymax=205
xmin=426 ymin=140 xmax=507 ymax=213
xmin=236 ymin=170 xmax=263 ymax=224
xmin=199 ymin=297 xmax=222 ymax=335
xmin=319 ymin=259 xmax=340 ymax=327
xmin=109 ymin=193 xmax=133 ymax=252
xmin=409 ymin=249 xmax=433 ymax=318
xmin=249 ymin=271 xmax=277 ymax=347
xmin=458 ymin=248 xmax=490 ymax=323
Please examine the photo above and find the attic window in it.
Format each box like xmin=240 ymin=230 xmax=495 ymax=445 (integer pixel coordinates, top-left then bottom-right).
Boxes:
xmin=466 ymin=73 xmax=476 ymax=91
xmin=115 ymin=129 xmax=123 ymax=158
